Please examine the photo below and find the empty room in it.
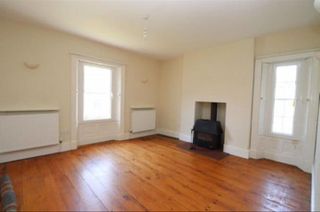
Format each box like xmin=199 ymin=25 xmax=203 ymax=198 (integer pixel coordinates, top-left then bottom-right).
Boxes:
xmin=1 ymin=0 xmax=320 ymax=211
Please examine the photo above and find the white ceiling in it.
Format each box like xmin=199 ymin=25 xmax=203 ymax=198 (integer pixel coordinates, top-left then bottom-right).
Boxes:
xmin=0 ymin=0 xmax=320 ymax=59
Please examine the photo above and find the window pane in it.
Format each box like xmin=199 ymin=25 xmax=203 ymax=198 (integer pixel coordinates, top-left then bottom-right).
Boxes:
xmin=272 ymin=100 xmax=295 ymax=135
xmin=275 ymin=65 xmax=297 ymax=83
xmin=274 ymin=83 xmax=296 ymax=99
xmin=271 ymin=64 xmax=297 ymax=135
xmin=84 ymin=65 xmax=111 ymax=93
xmin=83 ymin=64 xmax=112 ymax=121
xmin=83 ymin=93 xmax=111 ymax=120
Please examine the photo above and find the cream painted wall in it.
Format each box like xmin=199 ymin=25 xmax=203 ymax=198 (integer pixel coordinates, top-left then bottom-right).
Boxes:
xmin=157 ymin=57 xmax=183 ymax=135
xmin=255 ymin=25 xmax=320 ymax=57
xmin=157 ymin=41 xmax=256 ymax=156
xmin=0 ymin=19 xmax=160 ymax=145
xmin=157 ymin=39 xmax=256 ymax=156
xmin=179 ymin=39 xmax=255 ymax=154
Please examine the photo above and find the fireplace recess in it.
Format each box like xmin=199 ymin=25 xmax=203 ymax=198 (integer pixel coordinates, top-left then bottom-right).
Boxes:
xmin=192 ymin=103 xmax=223 ymax=149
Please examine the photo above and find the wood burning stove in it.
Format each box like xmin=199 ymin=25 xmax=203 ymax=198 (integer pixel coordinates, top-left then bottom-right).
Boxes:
xmin=192 ymin=103 xmax=223 ymax=149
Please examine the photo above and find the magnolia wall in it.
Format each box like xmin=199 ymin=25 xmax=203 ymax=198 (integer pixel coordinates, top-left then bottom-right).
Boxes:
xmin=255 ymin=25 xmax=320 ymax=57
xmin=0 ymin=19 xmax=160 ymax=146
xmin=157 ymin=57 xmax=183 ymax=137
xmin=179 ymin=39 xmax=255 ymax=157
xmin=158 ymin=39 xmax=256 ymax=157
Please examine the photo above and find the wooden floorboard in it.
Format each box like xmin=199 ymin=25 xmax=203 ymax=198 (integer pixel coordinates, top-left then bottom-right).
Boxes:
xmin=3 ymin=135 xmax=311 ymax=211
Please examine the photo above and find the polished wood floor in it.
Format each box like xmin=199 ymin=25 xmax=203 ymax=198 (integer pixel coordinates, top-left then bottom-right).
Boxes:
xmin=3 ymin=136 xmax=311 ymax=211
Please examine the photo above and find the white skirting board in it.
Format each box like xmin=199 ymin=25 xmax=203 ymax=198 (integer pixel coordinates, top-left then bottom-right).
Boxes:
xmin=1 ymin=124 xmax=250 ymax=162
xmin=0 ymin=130 xmax=158 ymax=163
xmin=156 ymin=129 xmax=180 ymax=138
xmin=123 ymin=130 xmax=158 ymax=140
xmin=162 ymin=129 xmax=250 ymax=159
xmin=0 ymin=142 xmax=77 ymax=163
xmin=178 ymin=133 xmax=192 ymax=143
xmin=250 ymin=149 xmax=312 ymax=173
xmin=223 ymin=144 xmax=249 ymax=159
xmin=78 ymin=130 xmax=158 ymax=146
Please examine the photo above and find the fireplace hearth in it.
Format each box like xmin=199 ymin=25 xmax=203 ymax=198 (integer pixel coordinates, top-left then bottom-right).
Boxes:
xmin=192 ymin=103 xmax=223 ymax=150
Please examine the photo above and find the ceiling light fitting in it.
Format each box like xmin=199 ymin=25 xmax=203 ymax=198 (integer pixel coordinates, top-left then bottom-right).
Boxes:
xmin=142 ymin=15 xmax=150 ymax=40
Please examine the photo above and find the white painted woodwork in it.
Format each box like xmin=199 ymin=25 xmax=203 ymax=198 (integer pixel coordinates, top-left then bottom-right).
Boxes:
xmin=312 ymin=102 xmax=320 ymax=210
xmin=72 ymin=55 xmax=125 ymax=146
xmin=250 ymin=52 xmax=320 ymax=173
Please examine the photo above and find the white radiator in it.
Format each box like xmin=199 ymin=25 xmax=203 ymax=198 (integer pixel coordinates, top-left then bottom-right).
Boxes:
xmin=131 ymin=108 xmax=156 ymax=133
xmin=0 ymin=111 xmax=59 ymax=153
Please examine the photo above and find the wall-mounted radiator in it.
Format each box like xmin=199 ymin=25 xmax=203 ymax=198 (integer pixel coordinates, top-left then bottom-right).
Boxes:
xmin=130 ymin=107 xmax=156 ymax=133
xmin=0 ymin=110 xmax=59 ymax=153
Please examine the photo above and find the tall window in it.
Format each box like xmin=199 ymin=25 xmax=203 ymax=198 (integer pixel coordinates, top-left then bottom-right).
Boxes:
xmin=81 ymin=63 xmax=112 ymax=121
xmin=271 ymin=64 xmax=297 ymax=135
xmin=260 ymin=60 xmax=307 ymax=140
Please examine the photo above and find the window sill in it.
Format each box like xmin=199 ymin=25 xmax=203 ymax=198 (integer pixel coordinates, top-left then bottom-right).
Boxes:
xmin=79 ymin=119 xmax=117 ymax=124
xmin=260 ymin=133 xmax=300 ymax=142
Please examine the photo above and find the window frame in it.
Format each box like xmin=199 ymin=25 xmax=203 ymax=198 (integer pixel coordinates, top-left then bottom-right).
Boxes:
xmin=261 ymin=59 xmax=307 ymax=141
xmin=78 ymin=60 xmax=115 ymax=123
